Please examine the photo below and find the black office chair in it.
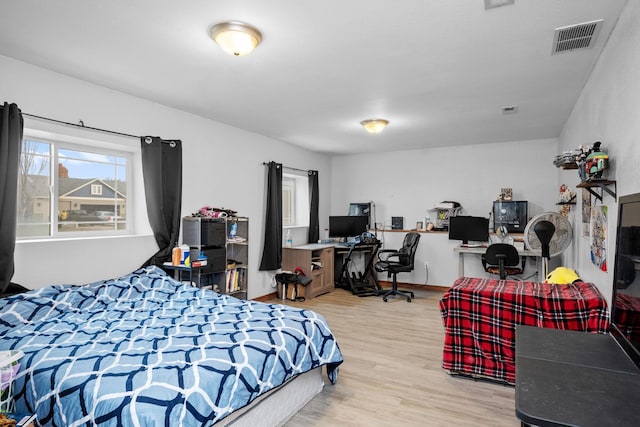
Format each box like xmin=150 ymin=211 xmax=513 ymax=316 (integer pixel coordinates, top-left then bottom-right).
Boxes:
xmin=375 ymin=232 xmax=421 ymax=302
xmin=481 ymin=243 xmax=526 ymax=280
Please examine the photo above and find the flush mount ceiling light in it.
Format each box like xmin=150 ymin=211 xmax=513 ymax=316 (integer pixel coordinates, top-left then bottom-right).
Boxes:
xmin=360 ymin=119 xmax=389 ymax=134
xmin=210 ymin=21 xmax=262 ymax=56
xmin=501 ymin=105 xmax=519 ymax=115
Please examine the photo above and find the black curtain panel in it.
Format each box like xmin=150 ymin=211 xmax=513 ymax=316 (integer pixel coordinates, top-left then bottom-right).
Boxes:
xmin=140 ymin=136 xmax=182 ymax=267
xmin=0 ymin=103 xmax=24 ymax=294
xmin=259 ymin=161 xmax=283 ymax=271
xmin=307 ymin=170 xmax=319 ymax=243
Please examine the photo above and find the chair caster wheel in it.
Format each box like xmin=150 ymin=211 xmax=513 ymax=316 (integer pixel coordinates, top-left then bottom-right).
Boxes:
xmin=410 ymin=292 xmax=415 ymax=298
xmin=383 ymin=297 xmax=388 ymax=302
xmin=407 ymin=297 xmax=412 ymax=302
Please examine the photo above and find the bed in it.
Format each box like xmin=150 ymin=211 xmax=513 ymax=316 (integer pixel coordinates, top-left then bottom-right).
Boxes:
xmin=0 ymin=266 xmax=343 ymax=426
xmin=439 ymin=276 xmax=609 ymax=384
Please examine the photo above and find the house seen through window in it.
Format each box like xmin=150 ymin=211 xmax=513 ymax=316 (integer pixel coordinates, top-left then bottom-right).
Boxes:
xmin=17 ymin=137 xmax=130 ymax=238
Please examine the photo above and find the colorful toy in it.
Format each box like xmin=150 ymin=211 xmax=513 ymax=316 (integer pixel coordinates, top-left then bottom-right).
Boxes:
xmin=576 ymin=141 xmax=608 ymax=181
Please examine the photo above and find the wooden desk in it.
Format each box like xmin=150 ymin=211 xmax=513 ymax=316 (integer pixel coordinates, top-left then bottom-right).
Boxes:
xmin=515 ymin=325 xmax=640 ymax=427
xmin=282 ymin=244 xmax=335 ymax=299
xmin=453 ymin=246 xmax=542 ymax=281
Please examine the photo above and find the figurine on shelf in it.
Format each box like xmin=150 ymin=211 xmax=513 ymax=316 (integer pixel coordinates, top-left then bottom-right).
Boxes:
xmin=558 ymin=184 xmax=575 ymax=218
xmin=500 ymin=187 xmax=513 ymax=201
xmin=576 ymin=141 xmax=608 ymax=182
xmin=584 ymin=142 xmax=609 ymax=181
xmin=558 ymin=184 xmax=575 ymax=203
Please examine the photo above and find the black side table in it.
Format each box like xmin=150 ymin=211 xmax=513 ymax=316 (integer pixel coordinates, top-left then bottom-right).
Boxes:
xmin=162 ymin=263 xmax=207 ymax=288
xmin=515 ymin=325 xmax=640 ymax=427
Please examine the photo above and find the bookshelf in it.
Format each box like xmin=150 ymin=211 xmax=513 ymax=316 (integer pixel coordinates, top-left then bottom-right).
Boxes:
xmin=181 ymin=215 xmax=249 ymax=299
xmin=225 ymin=217 xmax=249 ymax=299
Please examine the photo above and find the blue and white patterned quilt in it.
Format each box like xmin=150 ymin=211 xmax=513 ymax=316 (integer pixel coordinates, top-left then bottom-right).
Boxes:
xmin=0 ymin=266 xmax=343 ymax=426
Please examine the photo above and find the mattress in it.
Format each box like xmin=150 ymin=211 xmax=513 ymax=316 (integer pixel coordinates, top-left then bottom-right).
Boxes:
xmin=222 ymin=367 xmax=323 ymax=426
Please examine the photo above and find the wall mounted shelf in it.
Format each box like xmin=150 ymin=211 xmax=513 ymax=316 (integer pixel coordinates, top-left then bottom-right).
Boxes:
xmin=556 ymin=195 xmax=577 ymax=205
xmin=559 ymin=162 xmax=579 ymax=170
xmin=576 ymin=180 xmax=616 ymax=202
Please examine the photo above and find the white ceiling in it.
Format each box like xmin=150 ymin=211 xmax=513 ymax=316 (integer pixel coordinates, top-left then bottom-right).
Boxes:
xmin=0 ymin=0 xmax=629 ymax=154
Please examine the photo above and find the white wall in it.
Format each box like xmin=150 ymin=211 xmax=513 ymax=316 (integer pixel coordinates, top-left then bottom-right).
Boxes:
xmin=6 ymin=0 xmax=638 ymax=299
xmin=557 ymin=0 xmax=640 ymax=308
xmin=1 ymin=54 xmax=332 ymax=299
xmin=331 ymin=138 xmax=558 ymax=286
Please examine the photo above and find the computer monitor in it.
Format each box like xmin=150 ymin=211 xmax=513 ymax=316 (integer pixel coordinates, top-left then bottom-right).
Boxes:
xmin=349 ymin=202 xmax=370 ymax=217
xmin=329 ymin=215 xmax=368 ymax=238
xmin=448 ymin=216 xmax=490 ymax=245
xmin=493 ymin=201 xmax=528 ymax=232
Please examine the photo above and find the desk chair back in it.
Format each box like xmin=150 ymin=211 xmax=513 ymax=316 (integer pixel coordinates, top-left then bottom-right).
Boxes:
xmin=398 ymin=232 xmax=421 ymax=269
xmin=482 ymin=243 xmax=525 ymax=279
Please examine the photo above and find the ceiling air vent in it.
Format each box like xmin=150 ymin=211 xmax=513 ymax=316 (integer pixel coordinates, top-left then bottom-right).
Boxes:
xmin=552 ymin=20 xmax=603 ymax=54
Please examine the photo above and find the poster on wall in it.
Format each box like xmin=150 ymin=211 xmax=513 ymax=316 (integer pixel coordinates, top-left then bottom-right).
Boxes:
xmin=590 ymin=205 xmax=607 ymax=272
xmin=582 ymin=189 xmax=591 ymax=237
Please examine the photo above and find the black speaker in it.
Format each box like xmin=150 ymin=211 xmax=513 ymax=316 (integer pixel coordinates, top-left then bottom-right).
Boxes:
xmin=391 ymin=217 xmax=403 ymax=230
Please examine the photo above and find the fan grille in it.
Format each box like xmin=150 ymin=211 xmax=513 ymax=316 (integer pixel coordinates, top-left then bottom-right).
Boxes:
xmin=524 ymin=212 xmax=573 ymax=257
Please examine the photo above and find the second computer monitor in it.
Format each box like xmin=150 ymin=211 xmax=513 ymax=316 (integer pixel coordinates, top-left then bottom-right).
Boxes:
xmin=448 ymin=216 xmax=490 ymax=245
xmin=329 ymin=215 xmax=368 ymax=238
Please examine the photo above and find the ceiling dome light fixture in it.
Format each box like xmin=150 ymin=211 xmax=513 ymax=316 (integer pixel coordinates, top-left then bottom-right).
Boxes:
xmin=210 ymin=21 xmax=262 ymax=56
xmin=360 ymin=119 xmax=389 ymax=134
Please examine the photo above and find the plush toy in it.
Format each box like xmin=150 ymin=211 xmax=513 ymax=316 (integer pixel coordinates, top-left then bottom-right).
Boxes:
xmin=545 ymin=267 xmax=581 ymax=285
xmin=192 ymin=206 xmax=237 ymax=218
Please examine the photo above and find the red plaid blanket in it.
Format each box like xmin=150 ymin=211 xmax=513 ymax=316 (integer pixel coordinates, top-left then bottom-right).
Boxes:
xmin=615 ymin=293 xmax=640 ymax=343
xmin=439 ymin=277 xmax=609 ymax=384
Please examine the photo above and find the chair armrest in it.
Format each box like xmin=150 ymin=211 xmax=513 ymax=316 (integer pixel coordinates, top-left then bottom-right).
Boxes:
xmin=378 ymin=249 xmax=398 ymax=261
xmin=378 ymin=249 xmax=398 ymax=254
xmin=379 ymin=251 xmax=409 ymax=264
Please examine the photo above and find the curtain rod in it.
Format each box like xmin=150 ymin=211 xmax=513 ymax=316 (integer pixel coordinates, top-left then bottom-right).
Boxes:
xmin=262 ymin=161 xmax=308 ymax=173
xmin=23 ymin=112 xmax=145 ymax=141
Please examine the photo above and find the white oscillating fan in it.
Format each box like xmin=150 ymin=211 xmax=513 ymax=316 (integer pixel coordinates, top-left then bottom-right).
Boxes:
xmin=523 ymin=212 xmax=573 ymax=278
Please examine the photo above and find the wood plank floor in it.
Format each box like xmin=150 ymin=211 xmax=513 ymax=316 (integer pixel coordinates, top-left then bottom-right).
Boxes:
xmin=270 ymin=287 xmax=519 ymax=427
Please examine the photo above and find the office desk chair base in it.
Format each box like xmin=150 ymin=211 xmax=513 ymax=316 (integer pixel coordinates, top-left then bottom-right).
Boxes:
xmin=382 ymin=288 xmax=414 ymax=302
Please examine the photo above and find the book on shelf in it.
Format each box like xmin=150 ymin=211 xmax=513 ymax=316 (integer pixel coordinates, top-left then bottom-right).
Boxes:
xmin=225 ymin=267 xmax=246 ymax=293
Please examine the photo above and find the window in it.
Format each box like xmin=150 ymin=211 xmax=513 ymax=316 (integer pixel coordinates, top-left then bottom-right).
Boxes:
xmin=17 ymin=134 xmax=131 ymax=239
xmin=282 ymin=172 xmax=309 ymax=227
xmin=91 ymin=184 xmax=103 ymax=195
xmin=282 ymin=176 xmax=295 ymax=226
